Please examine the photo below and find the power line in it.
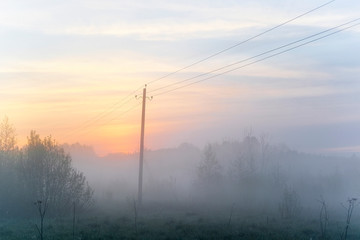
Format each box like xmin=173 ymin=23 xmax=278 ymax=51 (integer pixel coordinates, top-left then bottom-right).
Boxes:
xmin=62 ymin=86 xmax=143 ymax=138
xmin=82 ymin=86 xmax=143 ymax=126
xmin=62 ymin=101 xmax=142 ymax=140
xmin=152 ymin=21 xmax=360 ymax=97
xmin=149 ymin=18 xmax=360 ymax=95
xmin=57 ymin=0 xmax=336 ymax=136
xmin=145 ymin=0 xmax=336 ymax=86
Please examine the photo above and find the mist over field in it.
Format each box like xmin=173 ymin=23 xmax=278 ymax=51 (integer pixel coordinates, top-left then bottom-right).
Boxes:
xmin=64 ymin=137 xmax=360 ymax=214
xmin=1 ymin=0 xmax=360 ymax=239
xmin=1 ymin=116 xmax=360 ymax=239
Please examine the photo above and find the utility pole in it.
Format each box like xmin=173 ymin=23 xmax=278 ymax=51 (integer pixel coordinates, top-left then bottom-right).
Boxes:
xmin=136 ymin=85 xmax=152 ymax=206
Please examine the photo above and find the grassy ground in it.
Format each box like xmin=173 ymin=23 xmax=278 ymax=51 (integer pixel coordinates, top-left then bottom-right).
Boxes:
xmin=0 ymin=204 xmax=359 ymax=240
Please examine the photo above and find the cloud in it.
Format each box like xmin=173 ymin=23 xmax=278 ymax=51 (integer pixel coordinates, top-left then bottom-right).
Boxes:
xmin=0 ymin=0 xmax=359 ymax=154
xmin=1 ymin=0 xmax=358 ymax=41
xmin=58 ymin=21 xmax=259 ymax=41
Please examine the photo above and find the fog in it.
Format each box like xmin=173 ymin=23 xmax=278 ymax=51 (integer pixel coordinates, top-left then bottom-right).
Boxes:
xmin=2 ymin=125 xmax=360 ymax=238
xmin=64 ymin=135 xmax=360 ymax=220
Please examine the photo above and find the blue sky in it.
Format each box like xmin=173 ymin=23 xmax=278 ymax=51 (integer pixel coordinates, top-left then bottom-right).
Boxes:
xmin=0 ymin=0 xmax=359 ymax=155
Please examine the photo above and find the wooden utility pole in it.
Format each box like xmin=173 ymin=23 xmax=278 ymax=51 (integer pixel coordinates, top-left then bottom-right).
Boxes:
xmin=137 ymin=86 xmax=147 ymax=206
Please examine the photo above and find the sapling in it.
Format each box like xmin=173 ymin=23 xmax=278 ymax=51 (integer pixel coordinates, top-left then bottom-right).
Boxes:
xmin=318 ymin=198 xmax=328 ymax=240
xmin=133 ymin=199 xmax=138 ymax=234
xmin=341 ymin=198 xmax=357 ymax=240
xmin=34 ymin=200 xmax=47 ymax=240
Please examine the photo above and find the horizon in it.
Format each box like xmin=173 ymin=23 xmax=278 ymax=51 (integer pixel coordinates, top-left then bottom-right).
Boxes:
xmin=1 ymin=0 xmax=359 ymax=156
xmin=62 ymin=136 xmax=360 ymax=158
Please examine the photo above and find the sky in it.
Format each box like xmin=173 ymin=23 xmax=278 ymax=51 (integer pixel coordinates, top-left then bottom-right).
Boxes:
xmin=0 ymin=0 xmax=359 ymax=156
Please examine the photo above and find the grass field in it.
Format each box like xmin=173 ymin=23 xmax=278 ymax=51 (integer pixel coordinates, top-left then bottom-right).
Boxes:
xmin=1 ymin=202 xmax=359 ymax=240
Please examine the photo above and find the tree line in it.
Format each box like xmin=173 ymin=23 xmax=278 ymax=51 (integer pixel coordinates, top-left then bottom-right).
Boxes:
xmin=193 ymin=131 xmax=359 ymax=219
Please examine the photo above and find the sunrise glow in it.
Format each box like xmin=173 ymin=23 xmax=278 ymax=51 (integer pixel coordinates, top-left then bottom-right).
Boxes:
xmin=1 ymin=0 xmax=359 ymax=155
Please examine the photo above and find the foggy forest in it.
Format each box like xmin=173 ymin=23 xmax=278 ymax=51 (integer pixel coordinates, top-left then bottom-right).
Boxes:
xmin=1 ymin=116 xmax=360 ymax=239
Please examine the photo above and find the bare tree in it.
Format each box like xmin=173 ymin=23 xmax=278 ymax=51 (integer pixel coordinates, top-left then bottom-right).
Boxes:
xmin=318 ymin=197 xmax=328 ymax=240
xmin=341 ymin=198 xmax=357 ymax=240
xmin=34 ymin=200 xmax=48 ymax=240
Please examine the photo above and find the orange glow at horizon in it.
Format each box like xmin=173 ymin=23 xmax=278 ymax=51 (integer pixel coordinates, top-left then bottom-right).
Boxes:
xmin=2 ymin=81 xmax=256 ymax=156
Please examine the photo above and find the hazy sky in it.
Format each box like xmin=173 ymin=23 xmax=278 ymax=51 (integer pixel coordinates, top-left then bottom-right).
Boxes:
xmin=0 ymin=0 xmax=359 ymax=155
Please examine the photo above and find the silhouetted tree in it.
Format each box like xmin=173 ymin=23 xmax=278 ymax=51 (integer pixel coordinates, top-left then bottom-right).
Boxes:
xmin=197 ymin=144 xmax=222 ymax=186
xmin=19 ymin=131 xmax=93 ymax=216
xmin=259 ymin=133 xmax=270 ymax=173
xmin=231 ymin=134 xmax=261 ymax=182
